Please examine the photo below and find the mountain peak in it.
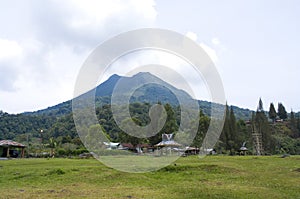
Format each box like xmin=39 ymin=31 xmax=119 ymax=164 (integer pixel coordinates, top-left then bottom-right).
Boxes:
xmin=26 ymin=72 xmax=253 ymax=120
xmin=131 ymin=72 xmax=158 ymax=79
xmin=134 ymin=72 xmax=152 ymax=76
xmin=110 ymin=74 xmax=121 ymax=78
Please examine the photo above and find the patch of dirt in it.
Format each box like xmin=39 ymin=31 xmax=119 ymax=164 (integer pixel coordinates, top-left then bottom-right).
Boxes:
xmin=294 ymin=168 xmax=300 ymax=172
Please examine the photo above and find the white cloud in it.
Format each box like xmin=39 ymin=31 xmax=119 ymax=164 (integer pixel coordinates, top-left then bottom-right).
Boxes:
xmin=185 ymin=32 xmax=218 ymax=64
xmin=0 ymin=0 xmax=157 ymax=113
xmin=0 ymin=39 xmax=24 ymax=91
xmin=212 ymin=37 xmax=220 ymax=45
xmin=186 ymin=31 xmax=198 ymax=42
xmin=28 ymin=0 xmax=157 ymax=48
xmin=100 ymin=31 xmax=220 ymax=103
xmin=102 ymin=48 xmax=211 ymax=102
xmin=68 ymin=0 xmax=157 ymax=30
xmin=0 ymin=39 xmax=23 ymax=60
xmin=199 ymin=43 xmax=218 ymax=64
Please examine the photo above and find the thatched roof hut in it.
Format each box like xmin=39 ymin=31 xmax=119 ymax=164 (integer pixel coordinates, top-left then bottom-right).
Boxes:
xmin=0 ymin=140 xmax=26 ymax=158
xmin=154 ymin=134 xmax=181 ymax=147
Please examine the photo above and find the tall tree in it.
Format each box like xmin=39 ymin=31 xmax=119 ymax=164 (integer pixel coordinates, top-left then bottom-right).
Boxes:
xmin=229 ymin=107 xmax=238 ymax=150
xmin=86 ymin=124 xmax=110 ymax=151
xmin=219 ymin=104 xmax=229 ymax=152
xmin=192 ymin=110 xmax=210 ymax=148
xmin=257 ymin=98 xmax=264 ymax=112
xmin=297 ymin=116 xmax=300 ymax=138
xmin=119 ymin=118 xmax=144 ymax=146
xmin=278 ymin=103 xmax=288 ymax=120
xmin=219 ymin=104 xmax=238 ymax=154
xmin=290 ymin=110 xmax=299 ymax=138
xmin=268 ymin=103 xmax=277 ymax=123
xmin=49 ymin=137 xmax=57 ymax=157
xmin=236 ymin=119 xmax=251 ymax=147
xmin=163 ymin=103 xmax=178 ymax=133
xmin=255 ymin=99 xmax=275 ymax=154
xmin=149 ymin=103 xmax=178 ymax=146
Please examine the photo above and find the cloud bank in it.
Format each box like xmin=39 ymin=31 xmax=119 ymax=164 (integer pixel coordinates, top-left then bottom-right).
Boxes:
xmin=0 ymin=0 xmax=157 ymax=113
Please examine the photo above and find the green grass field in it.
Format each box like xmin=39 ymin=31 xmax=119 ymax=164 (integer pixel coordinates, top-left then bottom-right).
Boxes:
xmin=0 ymin=156 xmax=299 ymax=199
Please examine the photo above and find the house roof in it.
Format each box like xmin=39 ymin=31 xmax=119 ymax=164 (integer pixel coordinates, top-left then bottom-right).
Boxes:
xmin=103 ymin=142 xmax=120 ymax=147
xmin=120 ymin=143 xmax=134 ymax=148
xmin=162 ymin=133 xmax=174 ymax=142
xmin=154 ymin=140 xmax=182 ymax=147
xmin=0 ymin=140 xmax=26 ymax=148
xmin=239 ymin=146 xmax=248 ymax=151
xmin=136 ymin=143 xmax=150 ymax=148
xmin=185 ymin=147 xmax=199 ymax=151
xmin=154 ymin=133 xmax=182 ymax=147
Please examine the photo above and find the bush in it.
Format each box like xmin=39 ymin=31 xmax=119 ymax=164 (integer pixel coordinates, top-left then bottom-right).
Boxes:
xmin=95 ymin=149 xmax=132 ymax=156
xmin=73 ymin=148 xmax=89 ymax=156
xmin=57 ymin=148 xmax=67 ymax=156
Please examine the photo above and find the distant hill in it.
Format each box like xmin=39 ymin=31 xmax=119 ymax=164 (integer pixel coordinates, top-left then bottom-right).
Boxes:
xmin=26 ymin=72 xmax=253 ymax=120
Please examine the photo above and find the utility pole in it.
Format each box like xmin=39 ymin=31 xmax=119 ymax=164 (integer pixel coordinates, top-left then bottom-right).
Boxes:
xmin=40 ymin=129 xmax=43 ymax=156
xmin=27 ymin=133 xmax=30 ymax=157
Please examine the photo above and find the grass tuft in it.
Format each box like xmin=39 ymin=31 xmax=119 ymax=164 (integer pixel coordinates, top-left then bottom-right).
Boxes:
xmin=44 ymin=168 xmax=66 ymax=176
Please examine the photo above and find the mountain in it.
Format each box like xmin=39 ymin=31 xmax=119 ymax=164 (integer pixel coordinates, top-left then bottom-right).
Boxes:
xmin=2 ymin=72 xmax=298 ymax=155
xmin=95 ymin=74 xmax=121 ymax=97
xmin=26 ymin=72 xmax=253 ymax=119
xmin=100 ymin=72 xmax=192 ymax=106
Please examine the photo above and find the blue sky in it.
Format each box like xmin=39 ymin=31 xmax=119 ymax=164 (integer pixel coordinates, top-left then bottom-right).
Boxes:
xmin=0 ymin=0 xmax=299 ymax=113
xmin=156 ymin=0 xmax=300 ymax=111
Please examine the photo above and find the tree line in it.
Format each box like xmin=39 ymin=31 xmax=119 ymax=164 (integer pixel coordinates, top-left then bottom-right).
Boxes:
xmin=217 ymin=98 xmax=300 ymax=155
xmin=0 ymin=99 xmax=299 ymax=156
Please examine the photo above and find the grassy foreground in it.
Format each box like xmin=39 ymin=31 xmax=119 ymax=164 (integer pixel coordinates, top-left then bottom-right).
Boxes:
xmin=0 ymin=156 xmax=299 ymax=199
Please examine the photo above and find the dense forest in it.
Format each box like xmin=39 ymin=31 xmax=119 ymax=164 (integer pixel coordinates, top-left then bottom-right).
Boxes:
xmin=0 ymin=98 xmax=299 ymax=156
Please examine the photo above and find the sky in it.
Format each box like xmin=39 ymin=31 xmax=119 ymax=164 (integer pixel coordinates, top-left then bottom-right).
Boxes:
xmin=0 ymin=0 xmax=300 ymax=113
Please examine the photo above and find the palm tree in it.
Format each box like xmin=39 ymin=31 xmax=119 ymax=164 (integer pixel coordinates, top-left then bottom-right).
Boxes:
xmin=49 ymin=137 xmax=57 ymax=158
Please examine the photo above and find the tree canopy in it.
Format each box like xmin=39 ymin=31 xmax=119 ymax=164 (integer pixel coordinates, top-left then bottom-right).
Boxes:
xmin=278 ymin=103 xmax=288 ymax=120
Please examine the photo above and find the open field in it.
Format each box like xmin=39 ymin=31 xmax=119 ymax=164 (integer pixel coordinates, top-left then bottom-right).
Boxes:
xmin=0 ymin=156 xmax=299 ymax=199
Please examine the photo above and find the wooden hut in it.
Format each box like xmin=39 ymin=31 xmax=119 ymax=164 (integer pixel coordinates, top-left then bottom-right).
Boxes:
xmin=184 ymin=147 xmax=200 ymax=155
xmin=0 ymin=140 xmax=26 ymax=158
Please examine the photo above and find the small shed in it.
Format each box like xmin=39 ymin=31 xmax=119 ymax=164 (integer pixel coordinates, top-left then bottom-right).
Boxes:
xmin=0 ymin=140 xmax=26 ymax=158
xmin=184 ymin=147 xmax=200 ymax=155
